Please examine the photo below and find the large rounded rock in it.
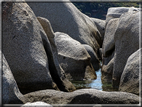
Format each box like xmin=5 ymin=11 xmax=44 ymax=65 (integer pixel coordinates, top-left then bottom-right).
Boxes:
xmin=106 ymin=7 xmax=129 ymax=25
xmin=54 ymin=33 xmax=90 ymax=61
xmin=37 ymin=16 xmax=96 ymax=81
xmin=23 ymin=89 xmax=139 ymax=104
xmin=55 ymin=33 xmax=97 ymax=80
xmin=2 ymin=53 xmax=23 ymax=104
xmin=83 ymin=44 xmax=101 ymax=71
xmin=113 ymin=10 xmax=140 ymax=88
xmin=2 ymin=2 xmax=56 ymax=93
xmin=2 ymin=2 xmax=75 ymax=93
xmin=119 ymin=49 xmax=142 ymax=95
xmin=105 ymin=7 xmax=139 ymax=26
xmin=28 ymin=2 xmax=102 ymax=55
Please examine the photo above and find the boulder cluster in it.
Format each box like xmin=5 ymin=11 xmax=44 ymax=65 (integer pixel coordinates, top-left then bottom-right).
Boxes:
xmin=1 ymin=0 xmax=141 ymax=106
xmin=101 ymin=7 xmax=141 ymax=94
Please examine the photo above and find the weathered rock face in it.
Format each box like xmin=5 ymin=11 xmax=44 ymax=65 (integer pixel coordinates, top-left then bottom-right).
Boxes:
xmin=54 ymin=33 xmax=96 ymax=80
xmin=106 ymin=7 xmax=129 ymax=25
xmin=23 ymin=89 xmax=139 ymax=104
xmin=54 ymin=33 xmax=90 ymax=62
xmin=101 ymin=18 xmax=119 ymax=83
xmin=102 ymin=7 xmax=140 ymax=88
xmin=83 ymin=44 xmax=101 ymax=71
xmin=37 ymin=16 xmax=96 ymax=81
xmin=105 ymin=7 xmax=139 ymax=26
xmin=113 ymin=11 xmax=140 ymax=88
xmin=2 ymin=2 xmax=75 ymax=93
xmin=28 ymin=2 xmax=102 ymax=55
xmin=2 ymin=2 xmax=56 ymax=93
xmin=2 ymin=53 xmax=23 ymax=104
xmin=119 ymin=49 xmax=141 ymax=95
xmin=102 ymin=18 xmax=119 ymax=57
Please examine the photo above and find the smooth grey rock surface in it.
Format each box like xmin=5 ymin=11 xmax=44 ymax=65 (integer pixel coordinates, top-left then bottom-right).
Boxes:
xmin=119 ymin=49 xmax=141 ymax=95
xmin=106 ymin=7 xmax=129 ymax=25
xmin=28 ymin=2 xmax=102 ymax=55
xmin=2 ymin=2 xmax=57 ymax=93
xmin=55 ymin=33 xmax=96 ymax=80
xmin=102 ymin=18 xmax=119 ymax=57
xmin=113 ymin=10 xmax=140 ymax=88
xmin=101 ymin=18 xmax=119 ymax=83
xmin=105 ymin=7 xmax=139 ymax=26
xmin=23 ymin=89 xmax=139 ymax=104
xmin=2 ymin=53 xmax=23 ymax=104
xmin=54 ymin=33 xmax=90 ymax=61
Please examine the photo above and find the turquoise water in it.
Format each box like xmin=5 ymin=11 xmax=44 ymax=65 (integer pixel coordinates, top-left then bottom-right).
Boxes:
xmin=71 ymin=69 xmax=116 ymax=91
xmin=89 ymin=69 xmax=102 ymax=90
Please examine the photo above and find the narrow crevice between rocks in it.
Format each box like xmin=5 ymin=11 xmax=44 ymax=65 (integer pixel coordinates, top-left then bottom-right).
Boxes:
xmin=42 ymin=38 xmax=68 ymax=92
xmin=105 ymin=46 xmax=115 ymax=57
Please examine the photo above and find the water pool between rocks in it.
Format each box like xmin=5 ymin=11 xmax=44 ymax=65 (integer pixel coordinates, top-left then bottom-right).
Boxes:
xmin=71 ymin=69 xmax=118 ymax=91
